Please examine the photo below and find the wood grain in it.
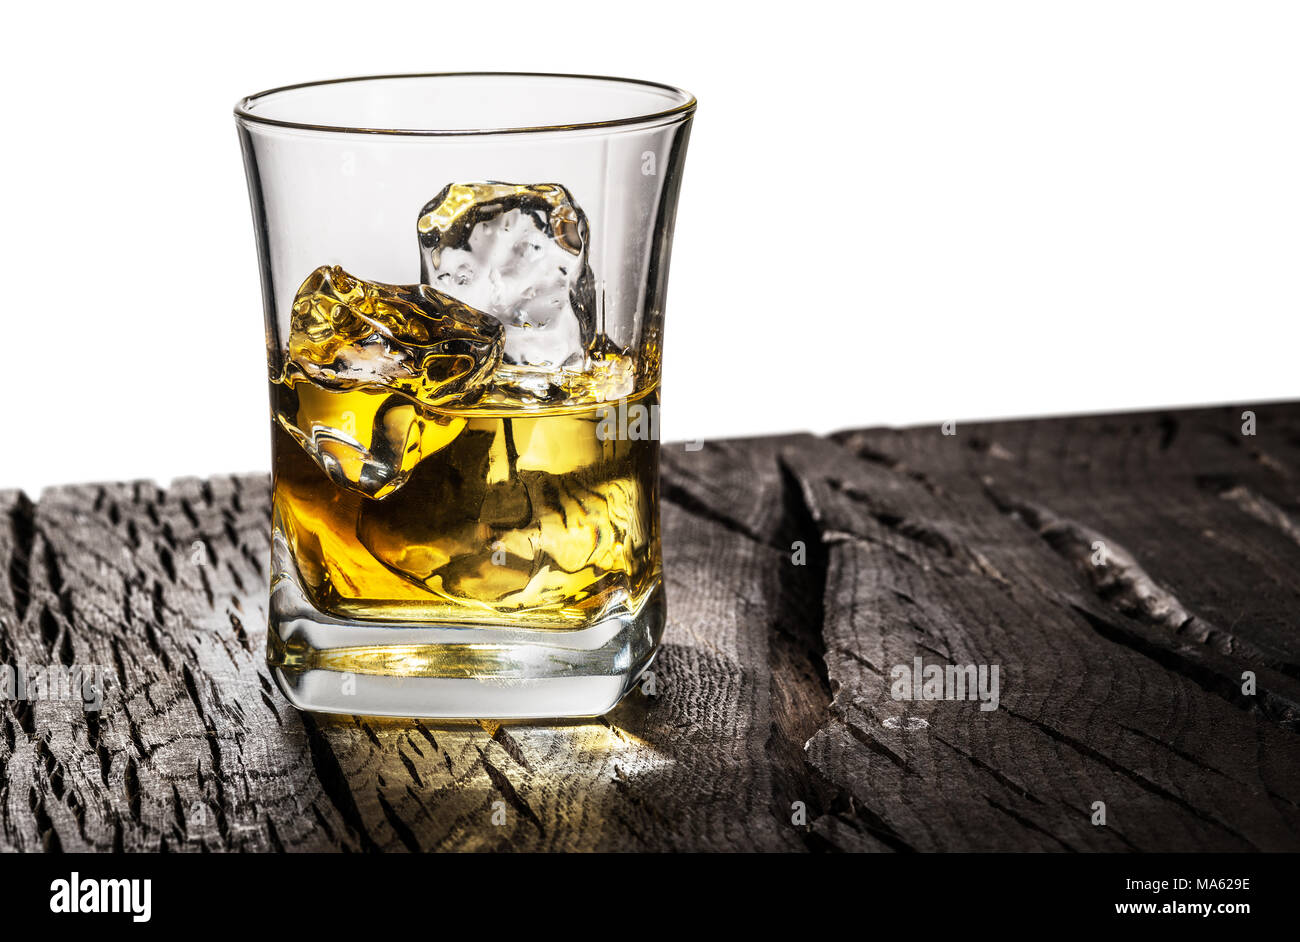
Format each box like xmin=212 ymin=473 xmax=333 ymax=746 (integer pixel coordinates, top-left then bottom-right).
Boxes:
xmin=1 ymin=404 xmax=1297 ymax=851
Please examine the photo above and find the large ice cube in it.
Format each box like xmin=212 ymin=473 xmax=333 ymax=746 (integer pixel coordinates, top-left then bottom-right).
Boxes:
xmin=417 ymin=183 xmax=596 ymax=370
xmin=276 ymin=265 xmax=502 ymax=498
xmin=285 ymin=264 xmax=503 ymax=404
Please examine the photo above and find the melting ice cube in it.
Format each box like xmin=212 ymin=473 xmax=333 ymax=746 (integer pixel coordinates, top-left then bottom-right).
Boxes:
xmin=284 ymin=264 xmax=503 ymax=404
xmin=276 ymin=265 xmax=502 ymax=498
xmin=417 ymin=183 xmax=596 ymax=370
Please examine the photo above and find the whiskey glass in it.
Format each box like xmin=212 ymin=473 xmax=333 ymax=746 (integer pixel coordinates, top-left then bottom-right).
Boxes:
xmin=235 ymin=73 xmax=695 ymax=718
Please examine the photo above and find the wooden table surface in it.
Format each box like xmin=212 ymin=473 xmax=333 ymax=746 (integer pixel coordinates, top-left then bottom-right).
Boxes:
xmin=2 ymin=403 xmax=1298 ymax=852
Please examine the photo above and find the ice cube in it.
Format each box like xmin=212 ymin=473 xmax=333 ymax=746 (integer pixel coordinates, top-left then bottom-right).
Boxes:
xmin=417 ymin=183 xmax=596 ymax=370
xmin=276 ymin=382 xmax=465 ymax=500
xmin=276 ymin=265 xmax=501 ymax=498
xmin=284 ymin=264 xmax=503 ymax=405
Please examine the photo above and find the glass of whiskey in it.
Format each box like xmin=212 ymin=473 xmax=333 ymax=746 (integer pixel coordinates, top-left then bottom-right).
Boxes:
xmin=235 ymin=74 xmax=695 ymax=719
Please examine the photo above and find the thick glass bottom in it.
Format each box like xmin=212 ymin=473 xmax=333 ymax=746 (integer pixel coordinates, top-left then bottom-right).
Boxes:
xmin=265 ymin=536 xmax=664 ymax=719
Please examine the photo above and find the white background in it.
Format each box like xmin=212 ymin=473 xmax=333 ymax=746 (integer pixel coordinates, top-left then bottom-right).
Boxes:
xmin=3 ymin=1 xmax=1297 ymax=493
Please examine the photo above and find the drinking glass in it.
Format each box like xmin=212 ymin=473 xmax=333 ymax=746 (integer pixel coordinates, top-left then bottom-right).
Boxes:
xmin=235 ymin=73 xmax=695 ymax=718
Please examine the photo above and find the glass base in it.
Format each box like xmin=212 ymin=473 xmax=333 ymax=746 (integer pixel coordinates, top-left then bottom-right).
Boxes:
xmin=265 ymin=537 xmax=664 ymax=719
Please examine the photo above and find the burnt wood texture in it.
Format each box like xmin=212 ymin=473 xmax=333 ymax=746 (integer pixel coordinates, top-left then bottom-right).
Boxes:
xmin=1 ymin=403 xmax=1298 ymax=852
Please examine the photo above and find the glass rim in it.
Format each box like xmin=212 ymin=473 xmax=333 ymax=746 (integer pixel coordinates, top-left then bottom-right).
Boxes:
xmin=234 ymin=71 xmax=697 ymax=137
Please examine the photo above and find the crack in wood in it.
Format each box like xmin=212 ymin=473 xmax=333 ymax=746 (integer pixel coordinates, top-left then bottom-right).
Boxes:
xmin=784 ymin=408 xmax=1300 ymax=851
